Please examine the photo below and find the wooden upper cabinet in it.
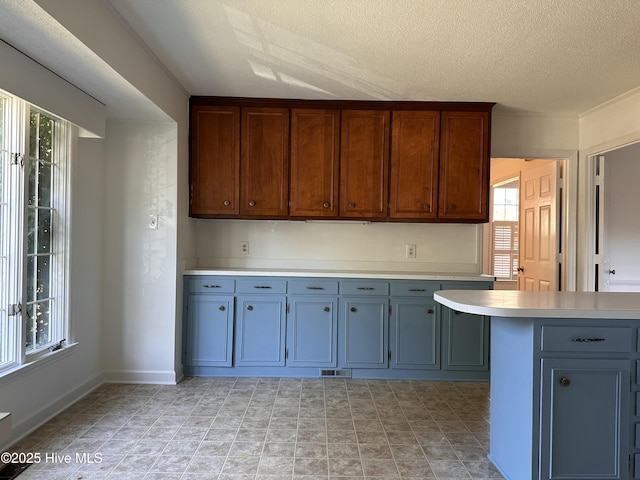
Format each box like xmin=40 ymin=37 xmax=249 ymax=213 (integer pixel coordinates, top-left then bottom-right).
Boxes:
xmin=290 ymin=109 xmax=340 ymax=218
xmin=241 ymin=108 xmax=289 ymax=218
xmin=340 ymin=110 xmax=390 ymax=219
xmin=438 ymin=111 xmax=490 ymax=221
xmin=389 ymin=111 xmax=440 ymax=220
xmin=189 ymin=105 xmax=240 ymax=217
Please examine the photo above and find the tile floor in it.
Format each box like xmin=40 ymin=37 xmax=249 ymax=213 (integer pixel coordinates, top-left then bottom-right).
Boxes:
xmin=6 ymin=377 xmax=504 ymax=479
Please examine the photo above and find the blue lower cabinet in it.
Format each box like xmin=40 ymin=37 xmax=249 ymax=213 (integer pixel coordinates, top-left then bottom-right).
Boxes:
xmin=540 ymin=358 xmax=629 ymax=480
xmin=235 ymin=295 xmax=286 ymax=366
xmin=287 ymin=296 xmax=338 ymax=367
xmin=441 ymin=281 xmax=491 ymax=371
xmin=390 ymin=298 xmax=439 ymax=370
xmin=184 ymin=293 xmax=234 ymax=367
xmin=340 ymin=297 xmax=389 ymax=369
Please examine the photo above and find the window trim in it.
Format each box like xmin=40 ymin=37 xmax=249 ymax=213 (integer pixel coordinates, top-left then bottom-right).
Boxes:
xmin=0 ymin=92 xmax=73 ymax=375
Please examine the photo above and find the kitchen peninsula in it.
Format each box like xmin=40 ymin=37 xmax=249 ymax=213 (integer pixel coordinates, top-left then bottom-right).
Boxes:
xmin=434 ymin=289 xmax=640 ymax=480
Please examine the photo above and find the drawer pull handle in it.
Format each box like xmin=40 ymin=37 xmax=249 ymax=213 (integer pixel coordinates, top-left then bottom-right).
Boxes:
xmin=350 ymin=307 xmax=357 ymax=312
xmin=253 ymin=286 xmax=273 ymax=289
xmin=247 ymin=305 xmax=253 ymax=311
xmin=323 ymin=202 xmax=330 ymax=208
xmin=560 ymin=377 xmax=571 ymax=387
xmin=223 ymin=200 xmax=231 ymax=206
xmin=572 ymin=338 xmax=606 ymax=343
xmin=203 ymin=284 xmax=221 ymax=289
xmin=219 ymin=306 xmax=225 ymax=311
xmin=408 ymin=288 xmax=427 ymax=292
xmin=306 ymin=286 xmax=325 ymax=290
xmin=427 ymin=309 xmax=434 ymax=314
xmin=357 ymin=287 xmax=375 ymax=291
xmin=324 ymin=306 xmax=330 ymax=312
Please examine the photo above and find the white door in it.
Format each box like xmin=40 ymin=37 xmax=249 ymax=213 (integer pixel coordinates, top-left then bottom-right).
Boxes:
xmin=598 ymin=143 xmax=640 ymax=291
xmin=518 ymin=161 xmax=558 ymax=291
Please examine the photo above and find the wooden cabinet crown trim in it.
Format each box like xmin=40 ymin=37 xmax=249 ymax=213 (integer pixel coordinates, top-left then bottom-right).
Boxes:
xmin=190 ymin=96 xmax=495 ymax=112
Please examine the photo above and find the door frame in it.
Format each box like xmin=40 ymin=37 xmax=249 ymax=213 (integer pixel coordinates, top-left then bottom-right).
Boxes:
xmin=488 ymin=150 xmax=577 ymax=292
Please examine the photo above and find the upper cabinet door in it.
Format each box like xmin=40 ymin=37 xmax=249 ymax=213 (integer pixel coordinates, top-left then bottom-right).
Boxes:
xmin=290 ymin=109 xmax=340 ymax=218
xmin=438 ymin=111 xmax=490 ymax=221
xmin=389 ymin=111 xmax=440 ymax=220
xmin=241 ymin=107 xmax=289 ymax=218
xmin=190 ymin=105 xmax=240 ymax=217
xmin=340 ymin=110 xmax=390 ymax=219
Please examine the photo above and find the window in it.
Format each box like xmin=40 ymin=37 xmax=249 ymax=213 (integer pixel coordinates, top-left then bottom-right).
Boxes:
xmin=0 ymin=91 xmax=71 ymax=374
xmin=491 ymin=179 xmax=519 ymax=280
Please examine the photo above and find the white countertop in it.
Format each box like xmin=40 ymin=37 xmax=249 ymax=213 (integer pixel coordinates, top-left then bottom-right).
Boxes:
xmin=434 ymin=290 xmax=640 ymax=319
xmin=184 ymin=268 xmax=494 ymax=282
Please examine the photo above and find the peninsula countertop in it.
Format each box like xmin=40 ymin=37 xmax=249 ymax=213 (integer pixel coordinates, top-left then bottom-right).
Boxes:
xmin=184 ymin=268 xmax=495 ymax=282
xmin=434 ymin=289 xmax=640 ymax=319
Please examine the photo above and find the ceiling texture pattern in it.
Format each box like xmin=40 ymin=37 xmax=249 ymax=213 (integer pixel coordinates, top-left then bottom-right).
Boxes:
xmin=2 ymin=1 xmax=640 ymax=119
xmin=107 ymin=0 xmax=640 ymax=115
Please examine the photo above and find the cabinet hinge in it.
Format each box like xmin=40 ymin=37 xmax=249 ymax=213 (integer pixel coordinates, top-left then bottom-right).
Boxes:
xmin=389 ymin=305 xmax=392 ymax=316
xmin=286 ymin=303 xmax=290 ymax=314
xmin=285 ymin=348 xmax=288 ymax=360
xmin=388 ymin=350 xmax=392 ymax=361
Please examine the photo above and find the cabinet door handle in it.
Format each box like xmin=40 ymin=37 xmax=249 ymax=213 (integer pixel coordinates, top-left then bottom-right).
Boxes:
xmin=223 ymin=200 xmax=231 ymax=206
xmin=203 ymin=284 xmax=221 ymax=289
xmin=247 ymin=305 xmax=253 ymax=311
xmin=560 ymin=377 xmax=571 ymax=387
xmin=448 ymin=204 xmax=456 ymax=209
xmin=219 ymin=305 xmax=225 ymax=311
xmin=572 ymin=337 xmax=606 ymax=343
xmin=249 ymin=201 xmax=256 ymax=207
xmin=323 ymin=202 xmax=330 ymax=208
xmin=324 ymin=306 xmax=330 ymax=312
xmin=453 ymin=310 xmax=461 ymax=315
xmin=427 ymin=308 xmax=434 ymax=314
xmin=350 ymin=307 xmax=357 ymax=312
xmin=422 ymin=204 xmax=430 ymax=209
xmin=349 ymin=202 xmax=356 ymax=208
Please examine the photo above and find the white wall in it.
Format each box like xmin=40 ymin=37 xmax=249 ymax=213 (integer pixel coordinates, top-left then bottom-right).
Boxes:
xmin=102 ymin=120 xmax=179 ymax=383
xmin=196 ymin=220 xmax=482 ymax=274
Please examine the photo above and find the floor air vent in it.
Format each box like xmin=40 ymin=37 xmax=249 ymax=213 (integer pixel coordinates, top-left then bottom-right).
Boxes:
xmin=319 ymin=369 xmax=351 ymax=377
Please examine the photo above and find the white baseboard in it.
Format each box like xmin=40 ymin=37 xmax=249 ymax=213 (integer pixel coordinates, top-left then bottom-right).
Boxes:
xmin=102 ymin=369 xmax=178 ymax=385
xmin=0 ymin=372 xmax=103 ymax=451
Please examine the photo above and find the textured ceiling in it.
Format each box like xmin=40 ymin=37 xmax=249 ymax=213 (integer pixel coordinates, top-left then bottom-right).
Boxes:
xmin=108 ymin=0 xmax=640 ymax=115
xmin=1 ymin=1 xmax=639 ymax=119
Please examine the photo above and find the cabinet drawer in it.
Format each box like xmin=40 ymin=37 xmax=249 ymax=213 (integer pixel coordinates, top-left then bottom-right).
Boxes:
xmin=288 ymin=279 xmax=339 ymax=295
xmin=236 ymin=278 xmax=287 ymax=294
xmin=188 ymin=277 xmax=235 ymax=293
xmin=340 ymin=280 xmax=389 ymax=296
xmin=390 ymin=281 xmax=438 ymax=297
xmin=540 ymin=325 xmax=632 ymax=353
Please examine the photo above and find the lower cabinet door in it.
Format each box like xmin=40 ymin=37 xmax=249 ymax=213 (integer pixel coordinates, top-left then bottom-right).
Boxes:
xmin=235 ymin=295 xmax=286 ymax=366
xmin=390 ymin=298 xmax=439 ymax=369
xmin=287 ymin=296 xmax=338 ymax=367
xmin=340 ymin=297 xmax=388 ymax=368
xmin=185 ymin=294 xmax=234 ymax=367
xmin=442 ymin=307 xmax=489 ymax=371
xmin=540 ymin=358 xmax=629 ymax=480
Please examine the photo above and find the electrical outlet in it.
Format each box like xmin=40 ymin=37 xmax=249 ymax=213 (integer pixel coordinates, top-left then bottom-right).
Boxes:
xmin=240 ymin=241 xmax=249 ymax=255
xmin=405 ymin=244 xmax=416 ymax=259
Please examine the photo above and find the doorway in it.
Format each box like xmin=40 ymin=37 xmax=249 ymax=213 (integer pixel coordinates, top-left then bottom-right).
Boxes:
xmin=594 ymin=142 xmax=640 ymax=291
xmin=484 ymin=158 xmax=564 ymax=291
